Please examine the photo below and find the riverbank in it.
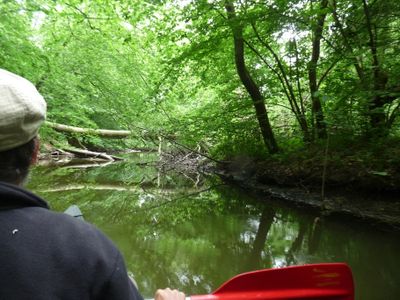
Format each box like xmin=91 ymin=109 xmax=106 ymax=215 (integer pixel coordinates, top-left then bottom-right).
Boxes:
xmin=215 ymin=142 xmax=400 ymax=232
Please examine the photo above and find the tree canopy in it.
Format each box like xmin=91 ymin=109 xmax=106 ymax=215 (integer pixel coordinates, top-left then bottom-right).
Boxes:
xmin=1 ymin=0 xmax=399 ymax=157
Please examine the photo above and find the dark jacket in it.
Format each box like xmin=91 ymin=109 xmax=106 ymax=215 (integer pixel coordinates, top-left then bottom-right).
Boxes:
xmin=0 ymin=181 xmax=144 ymax=300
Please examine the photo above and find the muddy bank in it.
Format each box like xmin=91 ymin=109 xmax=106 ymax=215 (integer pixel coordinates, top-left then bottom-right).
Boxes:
xmin=154 ymin=150 xmax=400 ymax=232
xmin=145 ymin=149 xmax=400 ymax=232
xmin=216 ymin=158 xmax=400 ymax=232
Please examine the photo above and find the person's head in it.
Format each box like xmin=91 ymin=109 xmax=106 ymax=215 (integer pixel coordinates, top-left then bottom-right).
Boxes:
xmin=0 ymin=69 xmax=46 ymax=185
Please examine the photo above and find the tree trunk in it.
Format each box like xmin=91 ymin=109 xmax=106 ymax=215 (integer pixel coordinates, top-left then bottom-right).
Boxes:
xmin=308 ymin=0 xmax=328 ymax=139
xmin=333 ymin=0 xmax=398 ymax=135
xmin=46 ymin=121 xmax=131 ymax=138
xmin=225 ymin=1 xmax=279 ymax=154
xmin=362 ymin=0 xmax=387 ymax=131
xmin=247 ymin=207 xmax=275 ymax=269
xmin=251 ymin=24 xmax=310 ymax=143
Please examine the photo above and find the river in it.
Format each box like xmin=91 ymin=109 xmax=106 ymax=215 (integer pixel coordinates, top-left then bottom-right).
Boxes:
xmin=27 ymin=154 xmax=400 ymax=300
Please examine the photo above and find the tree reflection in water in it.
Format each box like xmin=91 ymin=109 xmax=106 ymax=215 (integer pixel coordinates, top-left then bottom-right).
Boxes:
xmin=28 ymin=159 xmax=400 ymax=300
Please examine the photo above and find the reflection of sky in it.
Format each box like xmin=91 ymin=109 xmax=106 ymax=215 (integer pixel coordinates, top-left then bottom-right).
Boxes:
xmin=240 ymin=231 xmax=256 ymax=244
xmin=272 ymin=258 xmax=287 ymax=268
xmin=138 ymin=193 xmax=156 ymax=207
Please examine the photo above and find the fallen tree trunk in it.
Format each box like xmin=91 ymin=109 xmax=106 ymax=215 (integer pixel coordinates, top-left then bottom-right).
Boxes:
xmin=46 ymin=121 xmax=131 ymax=138
xmin=46 ymin=121 xmax=180 ymax=141
xmin=41 ymin=184 xmax=199 ymax=194
xmin=66 ymin=148 xmax=123 ymax=161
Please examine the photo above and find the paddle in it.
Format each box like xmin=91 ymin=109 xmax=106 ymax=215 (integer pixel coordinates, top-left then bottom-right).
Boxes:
xmin=186 ymin=263 xmax=354 ymax=300
xmin=64 ymin=204 xmax=84 ymax=220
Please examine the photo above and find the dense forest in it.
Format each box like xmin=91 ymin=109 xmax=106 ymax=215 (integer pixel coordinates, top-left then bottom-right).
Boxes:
xmin=2 ymin=0 xmax=400 ymax=191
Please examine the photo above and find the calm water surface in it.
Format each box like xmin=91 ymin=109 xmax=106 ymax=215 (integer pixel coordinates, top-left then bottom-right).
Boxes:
xmin=27 ymin=154 xmax=400 ymax=300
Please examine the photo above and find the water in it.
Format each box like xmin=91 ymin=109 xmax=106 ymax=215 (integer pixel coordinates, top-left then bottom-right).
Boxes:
xmin=27 ymin=154 xmax=400 ymax=299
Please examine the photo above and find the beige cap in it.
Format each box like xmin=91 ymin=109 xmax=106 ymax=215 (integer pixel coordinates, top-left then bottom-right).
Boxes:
xmin=0 ymin=69 xmax=46 ymax=151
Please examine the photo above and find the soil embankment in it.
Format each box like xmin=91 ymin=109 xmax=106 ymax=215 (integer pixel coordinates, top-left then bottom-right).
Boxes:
xmin=215 ymin=155 xmax=400 ymax=232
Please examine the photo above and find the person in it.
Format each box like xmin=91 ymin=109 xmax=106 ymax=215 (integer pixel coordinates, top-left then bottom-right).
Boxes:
xmin=0 ymin=68 xmax=185 ymax=300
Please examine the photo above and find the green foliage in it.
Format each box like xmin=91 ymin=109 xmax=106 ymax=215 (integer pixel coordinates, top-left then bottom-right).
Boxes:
xmin=1 ymin=0 xmax=399 ymax=156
